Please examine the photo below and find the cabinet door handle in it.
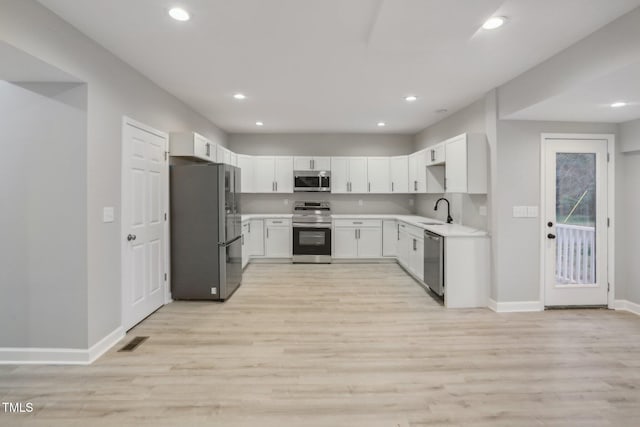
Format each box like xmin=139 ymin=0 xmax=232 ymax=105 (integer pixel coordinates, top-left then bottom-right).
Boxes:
xmin=368 ymin=182 xmax=371 ymax=192
xmin=431 ymin=150 xmax=435 ymax=162
xmin=414 ymin=181 xmax=417 ymax=191
xmin=267 ymin=229 xmax=269 ymax=239
xmin=397 ymin=224 xmax=400 ymax=240
xmin=272 ymin=221 xmax=282 ymax=224
xmin=357 ymin=229 xmax=360 ymax=239
xmin=413 ymin=238 xmax=417 ymax=251
xmin=248 ymin=223 xmax=251 ymax=233
xmin=391 ymin=182 xmax=394 ymax=192
xmin=206 ymin=143 xmax=210 ymax=157
xmin=355 ymin=229 xmax=358 ymax=240
xmin=353 ymin=221 xmax=363 ymax=225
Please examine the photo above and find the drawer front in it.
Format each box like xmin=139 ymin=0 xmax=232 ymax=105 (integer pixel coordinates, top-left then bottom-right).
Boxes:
xmin=333 ymin=219 xmax=382 ymax=228
xmin=398 ymin=221 xmax=422 ymax=238
xmin=265 ymin=218 xmax=291 ymax=227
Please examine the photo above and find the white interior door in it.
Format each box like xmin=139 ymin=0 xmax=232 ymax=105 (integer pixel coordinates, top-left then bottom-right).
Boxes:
xmin=122 ymin=118 xmax=168 ymax=331
xmin=543 ymin=138 xmax=608 ymax=306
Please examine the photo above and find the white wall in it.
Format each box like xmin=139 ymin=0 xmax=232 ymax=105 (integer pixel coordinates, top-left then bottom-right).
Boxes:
xmin=230 ymin=133 xmax=413 ymax=156
xmin=230 ymin=133 xmax=416 ymax=215
xmin=1 ymin=0 xmax=227 ymax=349
xmin=413 ymin=98 xmax=489 ymax=230
xmin=0 ymin=81 xmax=88 ymax=348
xmin=617 ymin=118 xmax=640 ymax=305
xmin=494 ymin=120 xmax=617 ymax=303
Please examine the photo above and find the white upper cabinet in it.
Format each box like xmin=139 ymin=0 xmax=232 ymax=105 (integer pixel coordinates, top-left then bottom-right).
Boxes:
xmin=444 ymin=133 xmax=487 ymax=194
xmin=252 ymin=156 xmax=294 ymax=193
xmin=426 ymin=143 xmax=446 ymax=166
xmin=408 ymin=149 xmax=427 ymax=193
xmin=169 ymin=132 xmax=216 ymax=163
xmin=237 ymin=154 xmax=254 ymax=193
xmin=330 ymin=157 xmax=367 ymax=193
xmin=274 ymin=156 xmax=294 ymax=193
xmin=293 ymin=156 xmax=331 ymax=171
xmin=216 ymin=145 xmax=232 ymax=166
xmin=390 ymin=156 xmax=409 ymax=193
xmin=367 ymin=157 xmax=390 ymax=193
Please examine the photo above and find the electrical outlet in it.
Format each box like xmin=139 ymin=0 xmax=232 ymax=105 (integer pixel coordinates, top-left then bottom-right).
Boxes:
xmin=283 ymin=199 xmax=289 ymax=205
xmin=479 ymin=206 xmax=487 ymax=216
xmin=358 ymin=200 xmax=363 ymax=206
xmin=409 ymin=199 xmax=414 ymax=206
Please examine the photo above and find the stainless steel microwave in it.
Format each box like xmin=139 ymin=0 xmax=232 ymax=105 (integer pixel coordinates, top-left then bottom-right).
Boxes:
xmin=294 ymin=170 xmax=331 ymax=192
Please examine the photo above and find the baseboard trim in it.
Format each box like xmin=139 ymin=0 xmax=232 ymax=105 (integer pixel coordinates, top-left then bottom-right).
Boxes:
xmin=0 ymin=326 xmax=124 ymax=365
xmin=614 ymin=299 xmax=640 ymax=316
xmin=488 ymin=300 xmax=544 ymax=313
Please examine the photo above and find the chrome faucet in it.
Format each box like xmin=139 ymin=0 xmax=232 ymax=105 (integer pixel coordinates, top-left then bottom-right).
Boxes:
xmin=434 ymin=197 xmax=453 ymax=224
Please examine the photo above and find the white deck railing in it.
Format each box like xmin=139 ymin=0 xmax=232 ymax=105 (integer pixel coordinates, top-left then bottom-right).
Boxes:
xmin=556 ymin=224 xmax=595 ymax=284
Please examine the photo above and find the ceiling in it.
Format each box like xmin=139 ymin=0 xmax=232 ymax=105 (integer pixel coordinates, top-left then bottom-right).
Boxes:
xmin=38 ymin=0 xmax=640 ymax=133
xmin=503 ymin=61 xmax=640 ymax=123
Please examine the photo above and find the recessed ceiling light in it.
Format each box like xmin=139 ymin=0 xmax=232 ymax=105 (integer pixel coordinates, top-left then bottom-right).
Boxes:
xmin=233 ymin=93 xmax=247 ymax=100
xmin=405 ymin=95 xmax=418 ymax=102
xmin=377 ymin=122 xmax=386 ymax=127
xmin=436 ymin=109 xmax=448 ymax=114
xmin=611 ymin=101 xmax=627 ymax=108
xmin=168 ymin=7 xmax=190 ymax=22
xmin=482 ymin=16 xmax=506 ymax=30
xmin=255 ymin=121 xmax=264 ymax=126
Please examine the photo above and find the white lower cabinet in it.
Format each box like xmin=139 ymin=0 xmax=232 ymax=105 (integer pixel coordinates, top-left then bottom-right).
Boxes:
xmin=333 ymin=219 xmax=382 ymax=258
xmin=248 ymin=219 xmax=264 ymax=257
xmin=241 ymin=221 xmax=250 ymax=269
xmin=264 ymin=219 xmax=291 ymax=258
xmin=397 ymin=223 xmax=423 ymax=280
xmin=382 ymin=220 xmax=398 ymax=257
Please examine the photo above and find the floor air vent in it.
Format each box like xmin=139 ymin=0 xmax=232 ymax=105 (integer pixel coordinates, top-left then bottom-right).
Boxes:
xmin=118 ymin=336 xmax=149 ymax=352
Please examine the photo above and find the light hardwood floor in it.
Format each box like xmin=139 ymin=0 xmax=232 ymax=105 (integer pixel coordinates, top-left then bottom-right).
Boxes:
xmin=2 ymin=263 xmax=640 ymax=426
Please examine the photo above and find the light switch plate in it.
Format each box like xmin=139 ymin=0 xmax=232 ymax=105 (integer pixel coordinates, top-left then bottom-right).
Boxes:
xmin=103 ymin=207 xmax=115 ymax=223
xmin=479 ymin=206 xmax=487 ymax=216
xmin=512 ymin=206 xmax=527 ymax=218
xmin=527 ymin=206 xmax=539 ymax=217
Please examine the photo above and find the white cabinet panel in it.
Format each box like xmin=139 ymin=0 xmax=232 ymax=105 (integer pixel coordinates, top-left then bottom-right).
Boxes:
xmin=249 ymin=219 xmax=264 ymax=256
xmin=367 ymin=157 xmax=390 ymax=193
xmin=330 ymin=157 xmax=349 ymax=193
xmin=408 ymin=150 xmax=427 ymax=193
xmin=265 ymin=225 xmax=290 ymax=258
xmin=333 ymin=227 xmax=358 ymax=258
xmin=443 ymin=133 xmax=487 ymax=194
xmin=408 ymin=235 xmax=424 ymax=280
xmin=398 ymin=228 xmax=410 ymax=267
xmin=426 ymin=143 xmax=445 ymax=166
xmin=294 ymin=156 xmax=314 ymax=171
xmin=293 ymin=156 xmax=331 ymax=171
xmin=242 ymin=222 xmax=250 ymax=269
xmin=237 ymin=155 xmax=254 ymax=193
xmin=313 ymin=157 xmax=331 ymax=171
xmin=349 ymin=157 xmax=368 ymax=193
xmin=170 ymin=132 xmax=215 ymax=162
xmin=390 ymin=156 xmax=409 ymax=193
xmin=382 ymin=220 xmax=398 ymax=257
xmin=444 ymin=136 xmax=467 ymax=193
xmin=253 ymin=157 xmax=276 ymax=193
xmin=357 ymin=227 xmax=382 ymax=258
xmin=274 ymin=156 xmax=293 ymax=193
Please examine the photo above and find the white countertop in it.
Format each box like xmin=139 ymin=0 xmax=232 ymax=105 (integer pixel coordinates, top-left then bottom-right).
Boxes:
xmin=243 ymin=213 xmax=487 ymax=237
xmin=332 ymin=214 xmax=488 ymax=237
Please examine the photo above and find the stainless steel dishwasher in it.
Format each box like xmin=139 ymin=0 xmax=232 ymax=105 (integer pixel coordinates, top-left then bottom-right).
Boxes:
xmin=423 ymin=230 xmax=444 ymax=296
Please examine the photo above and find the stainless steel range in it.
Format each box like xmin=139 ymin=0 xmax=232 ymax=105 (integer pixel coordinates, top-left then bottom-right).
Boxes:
xmin=292 ymin=201 xmax=332 ymax=264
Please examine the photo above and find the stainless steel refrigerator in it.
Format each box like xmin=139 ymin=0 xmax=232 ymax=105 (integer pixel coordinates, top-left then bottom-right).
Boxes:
xmin=170 ymin=163 xmax=242 ymax=300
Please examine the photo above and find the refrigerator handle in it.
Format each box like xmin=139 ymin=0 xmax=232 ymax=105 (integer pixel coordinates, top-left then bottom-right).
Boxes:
xmin=218 ymin=235 xmax=242 ymax=247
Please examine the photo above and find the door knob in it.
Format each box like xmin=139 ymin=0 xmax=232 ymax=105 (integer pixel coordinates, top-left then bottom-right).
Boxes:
xmin=547 ymin=233 xmax=556 ymax=239
xmin=127 ymin=234 xmax=137 ymax=241
xmin=547 ymin=222 xmax=554 ymax=227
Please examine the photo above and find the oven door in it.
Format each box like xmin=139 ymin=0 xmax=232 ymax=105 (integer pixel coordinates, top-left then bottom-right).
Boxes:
xmin=294 ymin=175 xmax=320 ymax=192
xmin=292 ymin=224 xmax=332 ymax=263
